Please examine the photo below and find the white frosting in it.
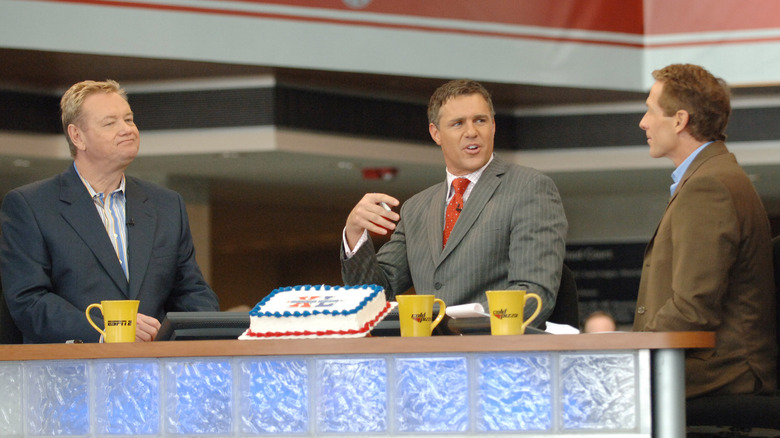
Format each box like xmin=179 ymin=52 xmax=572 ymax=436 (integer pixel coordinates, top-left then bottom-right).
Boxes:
xmin=239 ymin=285 xmax=389 ymax=339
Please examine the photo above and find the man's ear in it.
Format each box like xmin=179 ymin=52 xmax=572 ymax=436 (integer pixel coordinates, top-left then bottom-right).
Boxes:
xmin=429 ymin=123 xmax=441 ymax=146
xmin=67 ymin=124 xmax=86 ymax=152
xmin=674 ymin=109 xmax=690 ymax=134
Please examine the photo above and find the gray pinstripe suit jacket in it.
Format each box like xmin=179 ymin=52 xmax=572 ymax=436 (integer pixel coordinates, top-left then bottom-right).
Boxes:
xmin=341 ymin=156 xmax=568 ymax=325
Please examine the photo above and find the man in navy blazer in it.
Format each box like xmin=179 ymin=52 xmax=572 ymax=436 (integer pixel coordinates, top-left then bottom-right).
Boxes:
xmin=341 ymin=80 xmax=567 ymax=324
xmin=0 ymin=80 xmax=219 ymax=343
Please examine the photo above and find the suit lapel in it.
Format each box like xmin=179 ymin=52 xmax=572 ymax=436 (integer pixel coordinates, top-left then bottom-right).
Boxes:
xmin=645 ymin=142 xmax=728 ymax=255
xmin=58 ymin=166 xmax=129 ymax=295
xmin=671 ymin=141 xmax=727 ymax=199
xmin=428 ymin=183 xmax=447 ymax=265
xmin=125 ymin=178 xmax=155 ymax=300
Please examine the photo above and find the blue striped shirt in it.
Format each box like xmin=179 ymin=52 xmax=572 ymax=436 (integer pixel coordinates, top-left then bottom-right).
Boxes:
xmin=75 ymin=164 xmax=129 ymax=280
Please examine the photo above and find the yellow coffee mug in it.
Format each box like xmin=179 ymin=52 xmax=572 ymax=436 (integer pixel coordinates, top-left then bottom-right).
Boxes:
xmin=486 ymin=290 xmax=542 ymax=335
xmin=396 ymin=294 xmax=446 ymax=337
xmin=85 ymin=300 xmax=139 ymax=343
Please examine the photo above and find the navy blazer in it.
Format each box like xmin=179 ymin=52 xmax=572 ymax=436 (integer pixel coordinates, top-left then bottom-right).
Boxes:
xmin=0 ymin=165 xmax=219 ymax=343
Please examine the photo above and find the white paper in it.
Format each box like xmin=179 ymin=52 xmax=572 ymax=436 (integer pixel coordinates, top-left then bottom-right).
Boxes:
xmin=445 ymin=303 xmax=489 ymax=318
xmin=445 ymin=303 xmax=581 ymax=334
xmin=544 ymin=321 xmax=580 ymax=334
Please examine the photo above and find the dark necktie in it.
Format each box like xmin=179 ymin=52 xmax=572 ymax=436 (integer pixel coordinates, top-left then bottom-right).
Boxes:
xmin=443 ymin=177 xmax=470 ymax=247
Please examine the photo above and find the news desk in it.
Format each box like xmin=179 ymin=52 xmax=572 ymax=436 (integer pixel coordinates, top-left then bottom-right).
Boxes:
xmin=0 ymin=332 xmax=713 ymax=437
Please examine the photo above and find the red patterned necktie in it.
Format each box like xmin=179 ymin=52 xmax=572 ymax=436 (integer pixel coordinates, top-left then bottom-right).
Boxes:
xmin=443 ymin=177 xmax=470 ymax=247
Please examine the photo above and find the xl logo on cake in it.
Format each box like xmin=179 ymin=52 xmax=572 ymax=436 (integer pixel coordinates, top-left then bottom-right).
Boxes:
xmin=289 ymin=296 xmax=339 ymax=308
xmin=411 ymin=312 xmax=431 ymax=323
xmin=492 ymin=309 xmax=519 ymax=320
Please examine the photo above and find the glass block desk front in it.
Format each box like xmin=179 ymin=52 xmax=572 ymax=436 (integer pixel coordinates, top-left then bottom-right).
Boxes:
xmin=0 ymin=332 xmax=714 ymax=437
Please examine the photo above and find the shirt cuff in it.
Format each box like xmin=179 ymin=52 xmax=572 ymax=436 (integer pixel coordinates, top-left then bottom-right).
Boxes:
xmin=343 ymin=227 xmax=369 ymax=258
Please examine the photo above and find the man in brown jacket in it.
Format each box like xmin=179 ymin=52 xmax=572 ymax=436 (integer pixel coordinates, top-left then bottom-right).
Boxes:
xmin=633 ymin=63 xmax=777 ymax=398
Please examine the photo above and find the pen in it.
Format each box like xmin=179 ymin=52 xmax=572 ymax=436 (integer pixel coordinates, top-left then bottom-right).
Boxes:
xmin=380 ymin=202 xmax=392 ymax=212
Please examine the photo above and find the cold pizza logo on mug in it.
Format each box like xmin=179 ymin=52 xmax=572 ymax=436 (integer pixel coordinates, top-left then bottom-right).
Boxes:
xmin=106 ymin=320 xmax=133 ymax=327
xmin=411 ymin=312 xmax=432 ymax=323
xmin=492 ymin=309 xmax=519 ymax=320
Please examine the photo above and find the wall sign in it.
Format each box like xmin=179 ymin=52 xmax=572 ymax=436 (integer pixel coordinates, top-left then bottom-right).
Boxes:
xmin=565 ymin=243 xmax=645 ymax=327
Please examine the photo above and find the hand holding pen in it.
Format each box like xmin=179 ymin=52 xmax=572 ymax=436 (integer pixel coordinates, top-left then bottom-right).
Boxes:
xmin=345 ymin=193 xmax=400 ymax=248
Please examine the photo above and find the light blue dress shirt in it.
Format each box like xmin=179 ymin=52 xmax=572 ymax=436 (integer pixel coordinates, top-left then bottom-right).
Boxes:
xmin=670 ymin=142 xmax=713 ymax=196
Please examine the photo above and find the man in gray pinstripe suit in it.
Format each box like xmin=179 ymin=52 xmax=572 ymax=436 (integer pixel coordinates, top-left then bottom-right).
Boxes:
xmin=341 ymin=80 xmax=567 ymax=326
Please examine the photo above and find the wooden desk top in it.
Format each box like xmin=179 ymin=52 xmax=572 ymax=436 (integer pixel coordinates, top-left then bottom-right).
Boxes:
xmin=0 ymin=332 xmax=714 ymax=361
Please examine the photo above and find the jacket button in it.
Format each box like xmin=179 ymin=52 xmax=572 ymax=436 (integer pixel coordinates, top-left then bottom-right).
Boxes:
xmin=637 ymin=306 xmax=646 ymax=315
xmin=434 ymin=282 xmax=442 ymax=290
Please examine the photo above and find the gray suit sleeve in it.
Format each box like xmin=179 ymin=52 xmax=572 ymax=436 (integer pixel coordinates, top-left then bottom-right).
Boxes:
xmin=508 ymin=172 xmax=567 ymax=323
xmin=341 ymin=213 xmax=414 ymax=300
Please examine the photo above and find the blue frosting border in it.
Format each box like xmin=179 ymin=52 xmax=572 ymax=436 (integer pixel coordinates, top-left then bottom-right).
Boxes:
xmin=249 ymin=284 xmax=383 ymax=318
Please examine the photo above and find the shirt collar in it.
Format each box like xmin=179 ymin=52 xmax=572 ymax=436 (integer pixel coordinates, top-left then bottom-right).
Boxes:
xmin=670 ymin=141 xmax=712 ymax=196
xmin=445 ymin=154 xmax=494 ymax=194
xmin=74 ymin=162 xmax=126 ymax=198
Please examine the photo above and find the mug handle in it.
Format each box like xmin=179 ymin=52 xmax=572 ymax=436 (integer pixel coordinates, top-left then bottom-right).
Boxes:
xmin=431 ymin=298 xmax=447 ymax=331
xmin=520 ymin=293 xmax=542 ymax=333
xmin=85 ymin=303 xmax=105 ymax=338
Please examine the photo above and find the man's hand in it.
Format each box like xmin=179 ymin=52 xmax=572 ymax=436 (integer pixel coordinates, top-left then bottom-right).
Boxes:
xmin=345 ymin=193 xmax=400 ymax=250
xmin=136 ymin=313 xmax=161 ymax=342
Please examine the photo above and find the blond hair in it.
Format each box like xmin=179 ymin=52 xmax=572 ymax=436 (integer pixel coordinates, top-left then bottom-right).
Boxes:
xmin=60 ymin=80 xmax=127 ymax=157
